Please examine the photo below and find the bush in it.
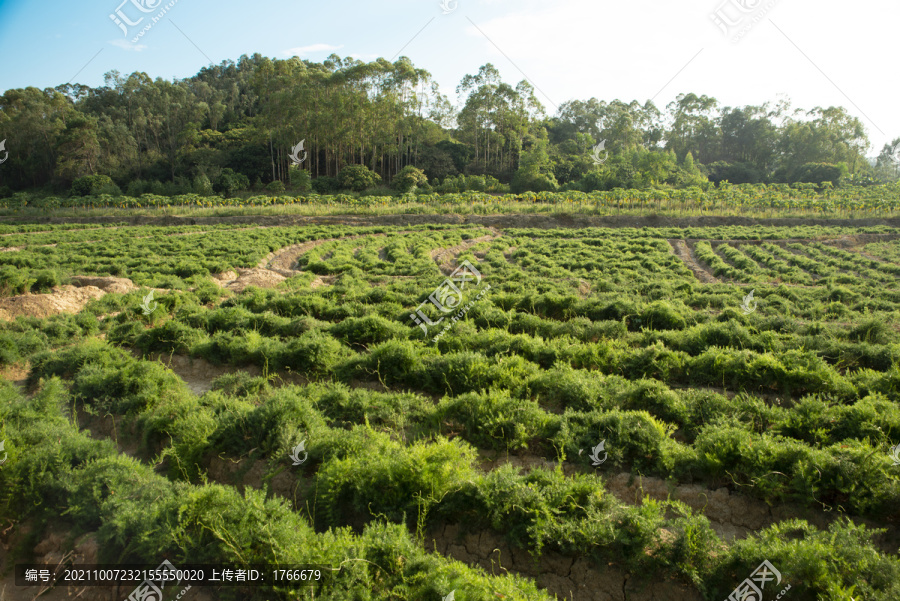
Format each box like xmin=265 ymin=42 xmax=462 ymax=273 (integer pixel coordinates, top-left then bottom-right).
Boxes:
xmin=31 ymin=270 xmax=61 ymax=293
xmin=311 ymin=176 xmax=339 ymax=194
xmin=289 ymin=168 xmax=312 ymax=192
xmin=192 ymin=174 xmax=214 ymax=196
xmin=265 ymin=180 xmax=286 ymax=193
xmin=70 ymin=175 xmax=116 ymax=197
xmin=213 ymin=168 xmax=250 ymax=197
xmin=789 ymin=162 xmax=848 ymax=186
xmin=338 ymin=165 xmax=382 ymax=192
xmin=392 ymin=165 xmax=428 ymax=193
xmin=511 ymin=171 xmax=559 ymax=193
xmin=640 ymin=300 xmax=688 ymax=331
xmin=275 ymin=330 xmax=352 ymax=376
xmin=330 ymin=315 xmax=408 ymax=346
xmin=438 ymin=389 xmax=555 ymax=451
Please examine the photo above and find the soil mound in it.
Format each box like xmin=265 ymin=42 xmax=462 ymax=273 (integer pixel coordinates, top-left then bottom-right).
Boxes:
xmin=0 ymin=285 xmax=105 ymax=321
xmin=69 ymin=275 xmax=136 ymax=294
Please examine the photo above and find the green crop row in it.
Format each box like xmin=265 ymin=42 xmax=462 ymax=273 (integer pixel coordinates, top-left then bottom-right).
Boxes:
xmin=0 ymin=379 xmax=555 ymax=601
xmin=8 ymin=346 xmax=900 ymax=600
xmin=26 ymin=339 xmax=900 ymax=521
xmin=6 ymin=182 xmax=900 ymax=217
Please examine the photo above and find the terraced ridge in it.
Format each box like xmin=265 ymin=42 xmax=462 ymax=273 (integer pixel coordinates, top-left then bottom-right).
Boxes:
xmin=3 ymin=222 xmax=900 ymax=601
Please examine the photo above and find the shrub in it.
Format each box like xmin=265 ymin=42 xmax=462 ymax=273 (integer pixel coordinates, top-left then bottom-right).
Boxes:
xmin=318 ymin=433 xmax=477 ymax=525
xmin=338 ymin=165 xmax=382 ymax=192
xmin=640 ymin=300 xmax=688 ymax=331
xmin=213 ymin=168 xmax=250 ymax=197
xmin=265 ymin=180 xmax=286 ymax=193
xmin=329 ymin=315 xmax=408 ymax=346
xmin=392 ymin=166 xmax=428 ymax=193
xmin=276 ymin=330 xmax=351 ymax=376
xmin=311 ymin=176 xmax=339 ymax=194
xmin=438 ymin=389 xmax=555 ymax=451
xmin=70 ymin=174 xmax=116 ymax=197
xmin=192 ymin=174 xmax=213 ymax=196
xmin=289 ymin=168 xmax=312 ymax=192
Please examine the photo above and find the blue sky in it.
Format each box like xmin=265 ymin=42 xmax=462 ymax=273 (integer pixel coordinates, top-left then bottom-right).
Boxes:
xmin=0 ymin=0 xmax=897 ymax=156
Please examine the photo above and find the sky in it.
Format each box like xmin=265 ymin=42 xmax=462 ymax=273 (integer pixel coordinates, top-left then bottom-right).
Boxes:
xmin=0 ymin=0 xmax=896 ymax=157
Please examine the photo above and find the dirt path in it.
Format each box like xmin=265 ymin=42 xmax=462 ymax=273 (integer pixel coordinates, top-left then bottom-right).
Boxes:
xmin=431 ymin=228 xmax=503 ymax=274
xmin=668 ymin=239 xmax=719 ymax=284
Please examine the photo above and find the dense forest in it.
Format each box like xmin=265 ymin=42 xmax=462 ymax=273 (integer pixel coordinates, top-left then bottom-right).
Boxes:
xmin=1 ymin=52 xmax=899 ymax=198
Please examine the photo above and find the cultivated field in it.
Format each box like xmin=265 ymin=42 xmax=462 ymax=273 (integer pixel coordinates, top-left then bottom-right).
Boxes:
xmin=2 ymin=213 xmax=900 ymax=601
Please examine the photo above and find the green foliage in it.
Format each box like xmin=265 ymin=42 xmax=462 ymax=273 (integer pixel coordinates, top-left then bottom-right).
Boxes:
xmin=288 ymin=167 xmax=312 ymax=192
xmin=70 ymin=174 xmax=117 ymax=197
xmin=392 ymin=165 xmax=428 ymax=192
xmin=338 ymin=165 xmax=382 ymax=192
xmin=213 ymin=168 xmax=250 ymax=196
xmin=265 ymin=179 xmax=285 ymax=193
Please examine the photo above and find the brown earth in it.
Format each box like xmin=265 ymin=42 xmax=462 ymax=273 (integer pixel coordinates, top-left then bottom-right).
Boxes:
xmin=141 ymin=352 xmax=308 ymax=396
xmin=0 ymin=285 xmax=106 ymax=321
xmin=217 ymin=267 xmax=286 ymax=293
xmin=0 ymin=363 xmax=28 ymax=387
xmin=475 ymin=451 xmax=900 ymax=551
xmin=0 ymin=276 xmax=144 ymax=321
xmin=431 ymin=228 xmax=503 ymax=274
xmin=68 ymin=276 xmax=137 ymax=295
xmin=668 ymin=239 xmax=719 ymax=284
xmin=198 ymin=455 xmax=704 ymax=601
xmin=429 ymin=523 xmax=703 ymax=601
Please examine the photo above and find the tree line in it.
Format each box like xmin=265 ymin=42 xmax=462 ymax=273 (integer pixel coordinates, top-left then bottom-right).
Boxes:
xmin=0 ymin=52 xmax=898 ymax=198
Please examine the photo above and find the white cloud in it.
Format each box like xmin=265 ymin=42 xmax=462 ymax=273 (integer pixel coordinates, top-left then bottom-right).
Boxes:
xmin=109 ymin=38 xmax=148 ymax=51
xmin=283 ymin=43 xmax=343 ymax=57
xmin=452 ymin=0 xmax=898 ymax=153
xmin=349 ymin=52 xmax=380 ymax=61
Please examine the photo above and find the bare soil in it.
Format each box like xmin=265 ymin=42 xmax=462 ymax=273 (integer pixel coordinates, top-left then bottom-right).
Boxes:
xmin=431 ymin=228 xmax=503 ymax=274
xmin=217 ymin=267 xmax=286 ymax=293
xmin=0 ymin=276 xmax=142 ymax=321
xmin=428 ymin=523 xmax=703 ymax=601
xmin=0 ymin=285 xmax=106 ymax=321
xmin=668 ymin=239 xmax=719 ymax=284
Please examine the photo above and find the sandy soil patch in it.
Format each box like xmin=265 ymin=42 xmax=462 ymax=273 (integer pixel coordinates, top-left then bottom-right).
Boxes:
xmin=0 ymin=285 xmax=106 ymax=321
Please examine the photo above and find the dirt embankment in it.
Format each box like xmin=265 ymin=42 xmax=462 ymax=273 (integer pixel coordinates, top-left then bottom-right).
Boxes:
xmin=0 ymin=276 xmax=145 ymax=321
xmin=7 ymin=213 xmax=900 ymax=230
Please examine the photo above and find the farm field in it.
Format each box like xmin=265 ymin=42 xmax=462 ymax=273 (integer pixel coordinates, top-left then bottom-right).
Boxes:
xmin=4 ymin=183 xmax=900 ymax=219
xmin=2 ymin=214 xmax=900 ymax=601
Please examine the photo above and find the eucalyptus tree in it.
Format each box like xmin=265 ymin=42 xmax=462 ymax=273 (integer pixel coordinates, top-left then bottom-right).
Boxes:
xmin=0 ymin=86 xmax=73 ymax=188
xmin=775 ymin=106 xmax=869 ymax=178
xmin=665 ymin=92 xmax=720 ymax=164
